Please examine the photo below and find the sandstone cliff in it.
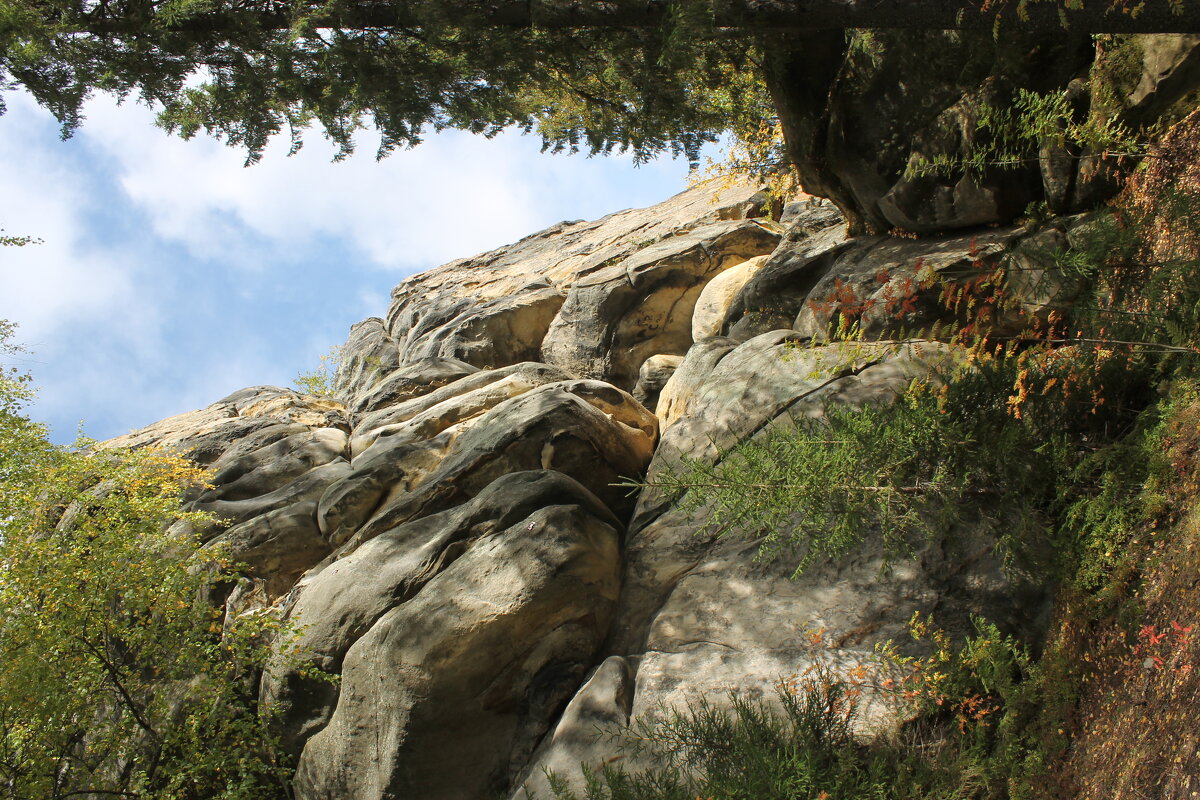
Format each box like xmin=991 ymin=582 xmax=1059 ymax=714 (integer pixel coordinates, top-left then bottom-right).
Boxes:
xmin=109 ymin=181 xmax=1060 ymax=799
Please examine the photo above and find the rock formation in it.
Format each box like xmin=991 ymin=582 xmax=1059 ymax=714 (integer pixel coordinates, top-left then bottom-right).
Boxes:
xmin=109 ymin=180 xmax=1061 ymax=799
xmin=766 ymin=31 xmax=1200 ymax=234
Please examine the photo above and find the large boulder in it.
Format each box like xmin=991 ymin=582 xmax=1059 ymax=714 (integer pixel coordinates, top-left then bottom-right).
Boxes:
xmin=720 ymin=220 xmax=849 ymax=340
xmin=373 ymin=181 xmax=771 ymax=380
xmin=690 ymin=253 xmax=770 ymax=340
xmin=393 ymin=283 xmax=567 ymax=369
xmin=286 ymin=470 xmax=623 ymax=800
xmin=541 ymin=219 xmax=781 ymax=389
xmin=316 ymin=376 xmax=658 ymax=552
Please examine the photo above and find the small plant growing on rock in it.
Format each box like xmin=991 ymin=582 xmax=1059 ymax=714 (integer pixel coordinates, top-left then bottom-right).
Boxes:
xmin=293 ymin=344 xmax=344 ymax=396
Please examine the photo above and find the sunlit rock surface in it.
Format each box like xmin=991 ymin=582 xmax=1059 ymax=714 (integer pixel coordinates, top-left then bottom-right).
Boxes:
xmin=109 ymin=180 xmax=1056 ymax=799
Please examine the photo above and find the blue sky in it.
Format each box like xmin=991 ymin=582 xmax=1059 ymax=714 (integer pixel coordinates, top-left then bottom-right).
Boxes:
xmin=0 ymin=91 xmax=699 ymax=443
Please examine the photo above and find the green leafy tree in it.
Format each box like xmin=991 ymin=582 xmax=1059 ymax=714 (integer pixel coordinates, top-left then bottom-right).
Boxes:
xmin=0 ymin=323 xmax=294 ymax=800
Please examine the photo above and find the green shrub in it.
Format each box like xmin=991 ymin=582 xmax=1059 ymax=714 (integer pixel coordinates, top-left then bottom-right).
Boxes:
xmin=0 ymin=323 xmax=298 ymax=799
xmin=293 ymin=344 xmax=344 ymax=396
xmin=647 ymin=340 xmax=1149 ymax=581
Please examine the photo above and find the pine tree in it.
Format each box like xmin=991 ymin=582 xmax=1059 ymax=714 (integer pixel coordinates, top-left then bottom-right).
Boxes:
xmin=2 ymin=0 xmax=1198 ymax=165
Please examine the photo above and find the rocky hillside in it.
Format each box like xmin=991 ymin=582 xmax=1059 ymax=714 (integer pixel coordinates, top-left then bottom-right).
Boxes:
xmin=105 ymin=178 xmax=1079 ymax=799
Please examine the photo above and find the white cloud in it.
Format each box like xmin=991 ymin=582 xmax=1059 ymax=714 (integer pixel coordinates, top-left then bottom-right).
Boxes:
xmin=77 ymin=96 xmax=695 ymax=273
xmin=1 ymin=87 xmax=698 ymax=443
xmin=0 ymin=101 xmax=158 ymax=348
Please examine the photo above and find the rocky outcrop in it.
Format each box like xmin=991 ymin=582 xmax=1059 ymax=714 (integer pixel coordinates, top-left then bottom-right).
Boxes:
xmin=540 ymin=218 xmax=782 ymax=389
xmin=516 ymin=335 xmax=1037 ymax=799
xmin=317 ymin=376 xmax=656 ymax=552
xmin=336 ymin=182 xmax=777 ymax=402
xmin=108 ymin=181 xmax=1068 ymax=800
xmin=768 ymin=31 xmax=1200 ymax=234
xmin=723 ymin=214 xmax=1081 ymax=343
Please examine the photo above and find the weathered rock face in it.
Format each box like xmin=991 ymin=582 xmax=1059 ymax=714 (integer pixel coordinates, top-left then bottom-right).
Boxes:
xmin=318 ymin=377 xmax=657 ymax=553
xmin=110 ymin=181 xmax=1063 ymax=800
xmin=540 ymin=218 xmax=782 ymax=389
xmin=722 ymin=213 xmax=1083 ymax=344
xmin=287 ymin=470 xmax=622 ymax=800
xmin=515 ymin=334 xmax=1045 ymax=800
xmin=336 ymin=182 xmax=777 ymax=403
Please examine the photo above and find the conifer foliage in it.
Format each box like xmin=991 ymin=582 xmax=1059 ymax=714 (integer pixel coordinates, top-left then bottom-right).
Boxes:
xmin=3 ymin=0 xmax=1199 ymax=167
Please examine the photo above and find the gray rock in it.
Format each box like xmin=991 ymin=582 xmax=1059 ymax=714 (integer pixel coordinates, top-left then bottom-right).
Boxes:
xmin=541 ymin=220 xmax=782 ymax=390
xmin=629 ymin=335 xmax=964 ymax=582
xmin=289 ymin=471 xmax=623 ymax=800
xmin=195 ymin=459 xmax=353 ymax=538
xmin=334 ymin=318 xmax=401 ymax=400
xmin=200 ymin=427 xmax=348 ymax=504
xmin=722 ymin=223 xmax=849 ymax=341
xmin=105 ymin=387 xmax=350 ymax=463
xmin=524 ymin=336 xmax=1042 ymax=797
xmin=633 ymin=354 xmax=684 ymax=414
xmin=188 ymin=427 xmax=350 ymax=535
xmin=724 ymin=221 xmax=1081 ymax=345
xmin=773 ymin=32 xmax=1200 ymax=235
xmin=264 ymin=471 xmax=621 ymax=752
xmin=654 ymin=336 xmax=740 ymax=431
xmin=95 ymin=179 xmax=1072 ymax=800
xmin=317 ymin=378 xmax=658 ymax=551
xmin=1126 ymin=35 xmax=1200 ymax=124
xmin=389 ymin=282 xmax=567 ymax=369
xmin=347 ymin=356 xmax=479 ymax=417
xmin=107 ymin=391 xmax=354 ymax=579
xmin=209 ymin=501 xmax=329 ymax=597
xmin=779 ymin=196 xmax=845 ymax=231
xmin=690 ymin=254 xmax=769 ymax=341
xmin=791 ymin=227 xmax=1024 ymax=341
xmin=511 ymin=656 xmax=635 ymax=800
xmin=795 ymin=28 xmax=1094 ymax=233
xmin=349 ymin=362 xmax=572 ymax=458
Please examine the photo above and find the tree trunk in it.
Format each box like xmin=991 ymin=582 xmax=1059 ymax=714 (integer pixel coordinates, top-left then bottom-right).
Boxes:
xmin=759 ymin=31 xmax=861 ymax=230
